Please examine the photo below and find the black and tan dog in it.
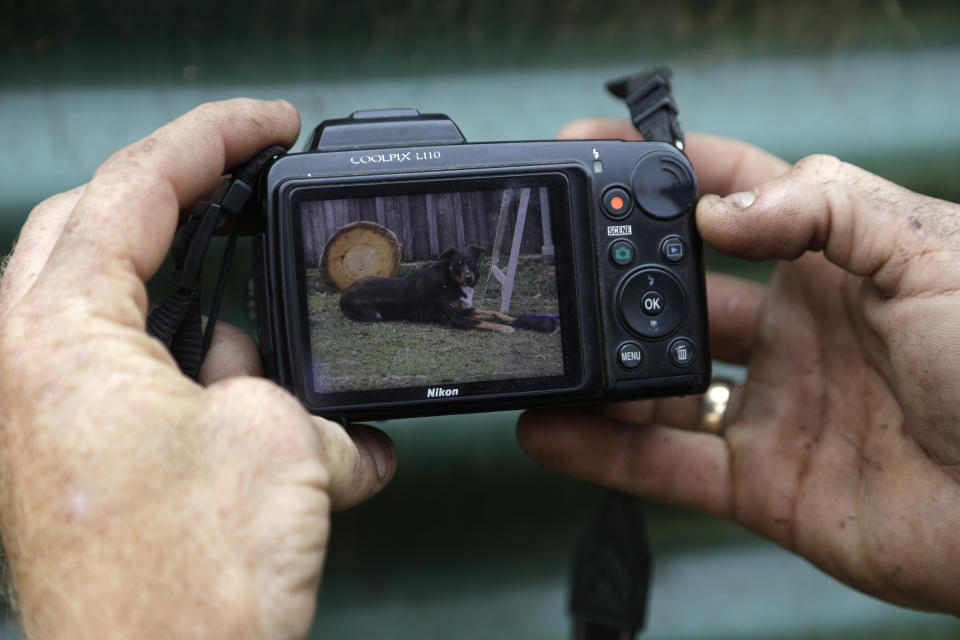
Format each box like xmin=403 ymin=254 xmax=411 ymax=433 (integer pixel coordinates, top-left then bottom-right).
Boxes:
xmin=339 ymin=245 xmax=518 ymax=333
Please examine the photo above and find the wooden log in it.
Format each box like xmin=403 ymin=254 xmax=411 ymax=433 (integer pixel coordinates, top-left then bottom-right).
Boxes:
xmin=320 ymin=221 xmax=401 ymax=292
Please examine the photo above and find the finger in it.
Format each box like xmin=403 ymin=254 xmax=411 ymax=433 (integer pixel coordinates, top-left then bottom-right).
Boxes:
xmin=198 ymin=321 xmax=264 ymax=385
xmin=316 ymin=421 xmax=398 ymax=511
xmin=557 ymin=117 xmax=642 ymax=142
xmin=557 ymin=119 xmax=790 ymax=195
xmin=40 ymin=99 xmax=300 ymax=314
xmin=596 ymin=394 xmax=702 ymax=430
xmin=596 ymin=381 xmax=745 ymax=431
xmin=696 ymin=154 xmax=948 ymax=295
xmin=0 ymin=185 xmax=86 ymax=318
xmin=685 ymin=132 xmax=791 ymax=195
xmin=517 ymin=408 xmax=732 ymax=518
xmin=206 ymin=377 xmax=397 ymax=510
xmin=707 ymin=271 xmax=765 ymax=364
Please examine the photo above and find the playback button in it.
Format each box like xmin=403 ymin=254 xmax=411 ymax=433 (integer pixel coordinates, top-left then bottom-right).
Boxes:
xmin=660 ymin=236 xmax=687 ymax=264
xmin=617 ymin=342 xmax=644 ymax=370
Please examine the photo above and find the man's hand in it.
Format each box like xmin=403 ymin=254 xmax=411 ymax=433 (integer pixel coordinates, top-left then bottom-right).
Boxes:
xmin=0 ymin=99 xmax=397 ymax=640
xmin=518 ymin=118 xmax=960 ymax=614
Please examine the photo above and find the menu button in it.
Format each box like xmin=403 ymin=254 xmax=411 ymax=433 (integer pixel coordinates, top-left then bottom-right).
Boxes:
xmin=617 ymin=342 xmax=644 ymax=370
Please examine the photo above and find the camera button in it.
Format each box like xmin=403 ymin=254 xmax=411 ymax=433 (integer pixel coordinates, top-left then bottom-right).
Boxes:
xmin=602 ymin=186 xmax=633 ymax=219
xmin=660 ymin=236 xmax=687 ymax=264
xmin=669 ymin=338 xmax=696 ymax=367
xmin=609 ymin=239 xmax=636 ymax=267
xmin=617 ymin=342 xmax=644 ymax=370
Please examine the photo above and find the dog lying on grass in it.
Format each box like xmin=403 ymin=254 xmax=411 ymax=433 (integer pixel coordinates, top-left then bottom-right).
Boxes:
xmin=340 ymin=245 xmax=556 ymax=334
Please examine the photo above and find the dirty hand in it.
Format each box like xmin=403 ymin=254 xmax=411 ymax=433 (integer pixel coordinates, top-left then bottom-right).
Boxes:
xmin=0 ymin=99 xmax=396 ymax=639
xmin=519 ymin=118 xmax=960 ymax=614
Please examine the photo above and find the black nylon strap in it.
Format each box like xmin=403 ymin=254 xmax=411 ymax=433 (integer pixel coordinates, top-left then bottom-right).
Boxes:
xmin=147 ymin=145 xmax=285 ymax=380
xmin=570 ymin=491 xmax=651 ymax=640
xmin=607 ymin=66 xmax=685 ymax=150
xmin=146 ymin=283 xmax=204 ymax=376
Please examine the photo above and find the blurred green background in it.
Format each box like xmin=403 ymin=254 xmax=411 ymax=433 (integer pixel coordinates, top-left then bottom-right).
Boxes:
xmin=3 ymin=1 xmax=960 ymax=638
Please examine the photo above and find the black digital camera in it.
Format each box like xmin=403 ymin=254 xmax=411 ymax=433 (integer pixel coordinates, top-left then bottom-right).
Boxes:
xmin=250 ymin=99 xmax=710 ymax=420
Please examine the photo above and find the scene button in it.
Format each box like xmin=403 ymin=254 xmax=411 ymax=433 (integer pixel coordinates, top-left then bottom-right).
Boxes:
xmin=609 ymin=239 xmax=636 ymax=267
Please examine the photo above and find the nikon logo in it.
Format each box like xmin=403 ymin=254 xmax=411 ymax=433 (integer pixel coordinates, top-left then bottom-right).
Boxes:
xmin=426 ymin=387 xmax=459 ymax=398
xmin=349 ymin=150 xmax=441 ymax=165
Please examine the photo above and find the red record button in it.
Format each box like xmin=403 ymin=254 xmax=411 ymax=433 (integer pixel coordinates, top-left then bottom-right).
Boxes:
xmin=602 ymin=187 xmax=632 ymax=219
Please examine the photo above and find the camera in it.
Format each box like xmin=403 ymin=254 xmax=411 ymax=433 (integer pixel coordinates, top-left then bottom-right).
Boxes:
xmin=251 ymin=107 xmax=710 ymax=420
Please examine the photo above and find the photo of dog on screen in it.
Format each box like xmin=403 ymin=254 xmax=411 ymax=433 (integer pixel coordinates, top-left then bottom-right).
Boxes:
xmin=299 ymin=184 xmax=565 ymax=393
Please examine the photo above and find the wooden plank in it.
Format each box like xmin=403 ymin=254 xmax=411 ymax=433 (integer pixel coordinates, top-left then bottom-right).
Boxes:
xmin=323 ymin=200 xmax=338 ymax=247
xmin=425 ymin=193 xmax=440 ymax=259
xmin=500 ymin=187 xmax=530 ymax=313
xmin=539 ymin=186 xmax=555 ymax=264
xmin=358 ymin=195 xmax=376 ymax=225
xmin=482 ymin=189 xmax=513 ymax=298
xmin=468 ymin=190 xmax=485 ymax=249
xmin=436 ymin=193 xmax=451 ymax=253
xmin=485 ymin=190 xmax=501 ymax=249
xmin=383 ymin=196 xmax=399 ymax=259
xmin=375 ymin=196 xmax=387 ymax=227
xmin=399 ymin=195 xmax=414 ymax=261
xmin=452 ymin=192 xmax=466 ymax=248
xmin=333 ymin=198 xmax=347 ymax=233
xmin=302 ymin=204 xmax=317 ymax=267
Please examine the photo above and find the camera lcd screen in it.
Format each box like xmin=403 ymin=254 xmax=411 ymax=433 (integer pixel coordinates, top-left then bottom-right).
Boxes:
xmin=289 ymin=173 xmax=581 ymax=406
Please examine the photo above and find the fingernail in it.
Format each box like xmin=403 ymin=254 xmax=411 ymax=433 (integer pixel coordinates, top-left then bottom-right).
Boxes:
xmin=368 ymin=430 xmax=394 ymax=481
xmin=725 ymin=191 xmax=757 ymax=208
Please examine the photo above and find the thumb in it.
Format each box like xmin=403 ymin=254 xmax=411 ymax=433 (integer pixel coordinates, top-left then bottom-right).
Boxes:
xmin=696 ymin=154 xmax=940 ymax=292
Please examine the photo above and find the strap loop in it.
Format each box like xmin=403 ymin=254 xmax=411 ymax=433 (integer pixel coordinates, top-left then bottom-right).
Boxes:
xmin=607 ymin=66 xmax=686 ymax=150
xmin=178 ymin=202 xmax=223 ymax=290
xmin=147 ymin=145 xmax=285 ymax=380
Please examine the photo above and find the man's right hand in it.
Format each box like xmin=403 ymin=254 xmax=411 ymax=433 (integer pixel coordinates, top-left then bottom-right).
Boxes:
xmin=520 ymin=118 xmax=960 ymax=615
xmin=0 ymin=98 xmax=397 ymax=640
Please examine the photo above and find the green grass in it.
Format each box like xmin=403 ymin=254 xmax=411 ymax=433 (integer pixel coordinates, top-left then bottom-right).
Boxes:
xmin=306 ymin=258 xmax=563 ymax=392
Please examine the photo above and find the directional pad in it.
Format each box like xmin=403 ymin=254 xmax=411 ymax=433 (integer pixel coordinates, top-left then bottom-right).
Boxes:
xmin=617 ymin=268 xmax=687 ymax=339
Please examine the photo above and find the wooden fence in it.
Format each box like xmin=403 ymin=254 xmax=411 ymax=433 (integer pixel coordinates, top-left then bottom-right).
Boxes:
xmin=299 ymin=187 xmax=552 ymax=267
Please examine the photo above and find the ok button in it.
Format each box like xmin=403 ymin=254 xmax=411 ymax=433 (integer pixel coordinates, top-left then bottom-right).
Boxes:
xmin=617 ymin=268 xmax=687 ymax=338
xmin=641 ymin=291 xmax=664 ymax=316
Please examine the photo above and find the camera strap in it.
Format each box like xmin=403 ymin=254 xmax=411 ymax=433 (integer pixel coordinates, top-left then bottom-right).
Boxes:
xmin=569 ymin=67 xmax=688 ymax=640
xmin=146 ymin=145 xmax=286 ymax=380
xmin=607 ymin=66 xmax=685 ymax=149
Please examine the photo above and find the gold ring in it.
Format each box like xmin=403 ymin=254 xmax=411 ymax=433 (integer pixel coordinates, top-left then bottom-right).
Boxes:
xmin=699 ymin=379 xmax=734 ymax=435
